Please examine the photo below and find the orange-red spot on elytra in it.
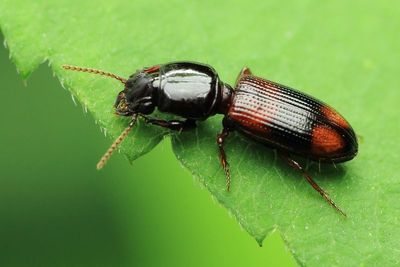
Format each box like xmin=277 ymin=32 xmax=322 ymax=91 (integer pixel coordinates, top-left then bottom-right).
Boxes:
xmin=312 ymin=125 xmax=345 ymax=155
xmin=321 ymin=106 xmax=349 ymax=128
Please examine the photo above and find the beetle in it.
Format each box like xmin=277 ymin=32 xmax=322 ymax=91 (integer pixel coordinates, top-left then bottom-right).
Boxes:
xmin=62 ymin=61 xmax=358 ymax=216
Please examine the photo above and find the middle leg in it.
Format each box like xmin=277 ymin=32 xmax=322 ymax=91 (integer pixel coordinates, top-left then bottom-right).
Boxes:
xmin=217 ymin=127 xmax=231 ymax=191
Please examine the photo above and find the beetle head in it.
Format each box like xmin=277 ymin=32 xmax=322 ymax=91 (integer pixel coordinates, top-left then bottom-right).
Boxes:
xmin=115 ymin=71 xmax=157 ymax=116
xmin=61 ymin=64 xmax=158 ymax=170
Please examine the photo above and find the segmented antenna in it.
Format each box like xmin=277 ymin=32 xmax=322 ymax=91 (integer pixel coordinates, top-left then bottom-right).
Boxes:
xmin=96 ymin=114 xmax=138 ymax=169
xmin=62 ymin=65 xmax=127 ymax=84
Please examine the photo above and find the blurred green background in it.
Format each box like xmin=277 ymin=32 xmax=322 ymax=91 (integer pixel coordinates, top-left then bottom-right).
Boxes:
xmin=0 ymin=37 xmax=296 ymax=266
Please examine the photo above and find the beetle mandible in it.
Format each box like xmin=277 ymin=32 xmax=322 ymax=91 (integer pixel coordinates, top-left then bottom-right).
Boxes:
xmin=63 ymin=62 xmax=358 ymax=216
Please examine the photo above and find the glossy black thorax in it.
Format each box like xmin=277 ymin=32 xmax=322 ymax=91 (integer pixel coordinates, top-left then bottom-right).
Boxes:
xmin=116 ymin=62 xmax=232 ymax=120
xmin=157 ymin=62 xmax=224 ymax=119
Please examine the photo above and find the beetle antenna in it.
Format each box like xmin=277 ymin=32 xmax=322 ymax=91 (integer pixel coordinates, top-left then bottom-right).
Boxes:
xmin=62 ymin=65 xmax=127 ymax=84
xmin=96 ymin=114 xmax=138 ymax=169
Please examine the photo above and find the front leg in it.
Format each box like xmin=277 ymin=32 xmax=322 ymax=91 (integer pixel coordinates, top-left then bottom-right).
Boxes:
xmin=141 ymin=115 xmax=196 ymax=131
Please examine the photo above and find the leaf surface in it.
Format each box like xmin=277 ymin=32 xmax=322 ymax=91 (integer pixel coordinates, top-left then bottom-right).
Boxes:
xmin=1 ymin=0 xmax=399 ymax=265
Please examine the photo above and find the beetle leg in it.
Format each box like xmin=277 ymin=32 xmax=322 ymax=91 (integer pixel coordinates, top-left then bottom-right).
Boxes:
xmin=217 ymin=127 xmax=231 ymax=191
xmin=142 ymin=116 xmax=196 ymax=131
xmin=279 ymin=153 xmax=347 ymax=217
xmin=240 ymin=67 xmax=252 ymax=76
xmin=235 ymin=67 xmax=253 ymax=87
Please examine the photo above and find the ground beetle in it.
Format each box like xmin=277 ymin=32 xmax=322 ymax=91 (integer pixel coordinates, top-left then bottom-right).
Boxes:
xmin=63 ymin=62 xmax=358 ymax=216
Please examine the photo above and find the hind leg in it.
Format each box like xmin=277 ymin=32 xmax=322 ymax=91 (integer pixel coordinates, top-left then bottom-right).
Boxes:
xmin=279 ymin=152 xmax=346 ymax=217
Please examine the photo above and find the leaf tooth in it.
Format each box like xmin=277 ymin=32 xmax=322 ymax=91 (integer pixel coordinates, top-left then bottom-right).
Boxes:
xmin=59 ymin=79 xmax=66 ymax=90
xmin=99 ymin=126 xmax=108 ymax=138
xmin=70 ymin=94 xmax=77 ymax=106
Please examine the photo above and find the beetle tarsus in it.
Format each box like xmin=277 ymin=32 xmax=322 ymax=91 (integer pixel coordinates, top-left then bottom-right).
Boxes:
xmin=279 ymin=153 xmax=347 ymax=217
xmin=217 ymin=127 xmax=231 ymax=191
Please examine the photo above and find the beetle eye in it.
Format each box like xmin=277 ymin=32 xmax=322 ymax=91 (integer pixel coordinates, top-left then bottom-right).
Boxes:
xmin=114 ymin=92 xmax=131 ymax=115
xmin=114 ymin=91 xmax=125 ymax=107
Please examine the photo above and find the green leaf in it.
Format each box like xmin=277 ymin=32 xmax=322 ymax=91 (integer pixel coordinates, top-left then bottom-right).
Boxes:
xmin=1 ymin=0 xmax=399 ymax=266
